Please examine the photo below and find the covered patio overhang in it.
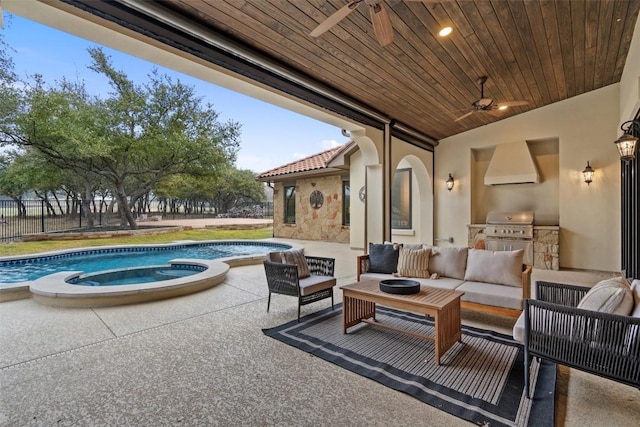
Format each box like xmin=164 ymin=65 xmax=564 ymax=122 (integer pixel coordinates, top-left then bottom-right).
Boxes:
xmin=4 ymin=0 xmax=640 ymax=273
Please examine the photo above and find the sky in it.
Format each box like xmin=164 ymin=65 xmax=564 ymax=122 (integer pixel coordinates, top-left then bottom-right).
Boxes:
xmin=1 ymin=12 xmax=347 ymax=173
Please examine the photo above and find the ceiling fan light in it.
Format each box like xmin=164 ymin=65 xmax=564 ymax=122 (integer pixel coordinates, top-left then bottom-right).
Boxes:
xmin=438 ymin=26 xmax=452 ymax=37
xmin=498 ymin=105 xmax=508 ymax=111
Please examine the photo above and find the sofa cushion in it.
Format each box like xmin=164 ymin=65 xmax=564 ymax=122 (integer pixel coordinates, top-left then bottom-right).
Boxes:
xmin=410 ymin=276 xmax=464 ymax=290
xmin=281 ymin=249 xmax=310 ymax=279
xmin=359 ymin=273 xmax=463 ymax=290
xmin=427 ymin=246 xmax=468 ymax=280
xmin=513 ymin=312 xmax=525 ymax=343
xmin=577 ymin=277 xmax=633 ymax=315
xmin=298 ymin=275 xmax=336 ymax=296
xmin=464 ymin=249 xmax=524 ymax=288
xmin=456 ymin=281 xmax=523 ymax=310
xmin=368 ymin=243 xmax=400 ymax=274
xmin=360 ymin=272 xmax=399 ymax=282
xmin=396 ymin=247 xmax=431 ymax=278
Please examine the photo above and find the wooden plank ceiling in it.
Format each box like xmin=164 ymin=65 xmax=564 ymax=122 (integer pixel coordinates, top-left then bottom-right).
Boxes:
xmin=155 ymin=0 xmax=638 ymax=141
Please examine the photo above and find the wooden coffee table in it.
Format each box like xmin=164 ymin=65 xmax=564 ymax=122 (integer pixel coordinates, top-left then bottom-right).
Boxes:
xmin=341 ymin=279 xmax=464 ymax=365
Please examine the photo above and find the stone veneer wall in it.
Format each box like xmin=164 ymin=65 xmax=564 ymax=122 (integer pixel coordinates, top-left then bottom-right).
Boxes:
xmin=467 ymin=225 xmax=560 ymax=270
xmin=273 ymin=176 xmax=350 ymax=243
xmin=533 ymin=227 xmax=560 ymax=270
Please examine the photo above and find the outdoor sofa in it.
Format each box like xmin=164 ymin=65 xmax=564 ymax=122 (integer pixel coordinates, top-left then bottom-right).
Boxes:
xmin=357 ymin=243 xmax=532 ymax=318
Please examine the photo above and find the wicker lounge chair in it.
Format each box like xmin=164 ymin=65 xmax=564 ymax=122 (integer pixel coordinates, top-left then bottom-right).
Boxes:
xmin=263 ymin=252 xmax=336 ymax=321
xmin=517 ymin=280 xmax=640 ymax=398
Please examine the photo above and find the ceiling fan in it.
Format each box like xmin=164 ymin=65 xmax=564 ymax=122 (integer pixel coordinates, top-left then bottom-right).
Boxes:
xmin=310 ymin=0 xmax=441 ymax=47
xmin=453 ymin=76 xmax=529 ymax=122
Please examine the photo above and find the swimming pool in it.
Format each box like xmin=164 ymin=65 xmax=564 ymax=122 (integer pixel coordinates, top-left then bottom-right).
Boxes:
xmin=69 ymin=264 xmax=207 ymax=286
xmin=0 ymin=240 xmax=291 ymax=286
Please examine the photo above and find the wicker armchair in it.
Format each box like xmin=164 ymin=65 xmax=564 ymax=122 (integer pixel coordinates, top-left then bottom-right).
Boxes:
xmin=521 ymin=280 xmax=640 ymax=397
xmin=263 ymin=252 xmax=336 ymax=321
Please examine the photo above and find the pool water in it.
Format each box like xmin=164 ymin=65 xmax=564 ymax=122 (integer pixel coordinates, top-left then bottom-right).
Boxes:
xmin=69 ymin=265 xmax=205 ymax=286
xmin=0 ymin=241 xmax=290 ymax=285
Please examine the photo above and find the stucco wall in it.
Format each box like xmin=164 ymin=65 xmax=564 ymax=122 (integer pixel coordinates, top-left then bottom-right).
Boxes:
xmin=620 ymin=13 xmax=640 ymax=122
xmin=435 ymin=84 xmax=621 ymax=272
xmin=273 ymin=176 xmax=349 ymax=243
xmin=389 ymin=147 xmax=434 ymax=246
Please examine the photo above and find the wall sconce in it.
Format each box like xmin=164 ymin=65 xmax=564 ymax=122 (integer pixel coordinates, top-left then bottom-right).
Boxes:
xmin=614 ymin=119 xmax=639 ymax=162
xmin=446 ymin=173 xmax=455 ymax=191
xmin=582 ymin=161 xmax=594 ymax=186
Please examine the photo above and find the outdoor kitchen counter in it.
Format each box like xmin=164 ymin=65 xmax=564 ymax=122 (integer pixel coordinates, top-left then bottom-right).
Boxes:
xmin=467 ymin=224 xmax=560 ymax=270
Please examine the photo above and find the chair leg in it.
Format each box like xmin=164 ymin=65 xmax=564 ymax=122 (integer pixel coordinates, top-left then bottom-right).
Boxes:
xmin=297 ymin=301 xmax=301 ymax=323
xmin=331 ymin=289 xmax=334 ymax=310
xmin=267 ymin=292 xmax=271 ymax=313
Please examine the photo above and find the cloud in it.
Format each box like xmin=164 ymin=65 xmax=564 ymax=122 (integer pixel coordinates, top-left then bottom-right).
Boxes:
xmin=292 ymin=152 xmax=308 ymax=160
xmin=320 ymin=139 xmax=341 ymax=149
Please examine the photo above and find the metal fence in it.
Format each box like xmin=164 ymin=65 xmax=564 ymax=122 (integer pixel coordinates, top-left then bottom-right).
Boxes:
xmin=0 ymin=199 xmax=274 ymax=242
xmin=0 ymin=199 xmax=108 ymax=242
xmin=154 ymin=202 xmax=273 ymax=220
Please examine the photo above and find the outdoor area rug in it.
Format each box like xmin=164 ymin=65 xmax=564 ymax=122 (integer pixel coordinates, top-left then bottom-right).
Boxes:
xmin=263 ymin=304 xmax=556 ymax=427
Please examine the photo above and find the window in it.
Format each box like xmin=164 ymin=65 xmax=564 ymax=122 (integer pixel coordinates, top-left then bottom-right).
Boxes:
xmin=391 ymin=168 xmax=412 ymax=229
xmin=284 ymin=185 xmax=296 ymax=224
xmin=342 ymin=180 xmax=350 ymax=226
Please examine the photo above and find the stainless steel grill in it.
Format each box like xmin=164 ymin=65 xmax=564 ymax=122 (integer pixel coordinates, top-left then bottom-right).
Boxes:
xmin=485 ymin=211 xmax=534 ymax=265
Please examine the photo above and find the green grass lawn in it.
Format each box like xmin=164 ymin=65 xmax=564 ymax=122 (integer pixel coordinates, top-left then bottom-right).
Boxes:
xmin=0 ymin=227 xmax=274 ymax=257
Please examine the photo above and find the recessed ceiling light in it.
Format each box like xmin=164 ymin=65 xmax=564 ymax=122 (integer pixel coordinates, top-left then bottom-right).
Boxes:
xmin=439 ymin=27 xmax=453 ymax=37
xmin=498 ymin=105 xmax=508 ymax=111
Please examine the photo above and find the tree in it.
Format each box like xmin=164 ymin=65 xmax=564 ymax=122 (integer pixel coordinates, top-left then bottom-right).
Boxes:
xmin=210 ymin=167 xmax=266 ymax=214
xmin=1 ymin=47 xmax=241 ymax=229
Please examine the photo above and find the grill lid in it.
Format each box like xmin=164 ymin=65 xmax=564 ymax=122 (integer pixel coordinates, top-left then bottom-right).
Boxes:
xmin=486 ymin=211 xmax=534 ymax=225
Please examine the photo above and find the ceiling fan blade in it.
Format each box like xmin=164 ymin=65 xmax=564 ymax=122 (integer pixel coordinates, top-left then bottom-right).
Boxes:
xmin=487 ymin=109 xmax=503 ymax=117
xmin=310 ymin=0 xmax=362 ymax=38
xmin=454 ymin=111 xmax=474 ymax=122
xmin=369 ymin=2 xmax=394 ymax=46
xmin=496 ymin=100 xmax=529 ymax=108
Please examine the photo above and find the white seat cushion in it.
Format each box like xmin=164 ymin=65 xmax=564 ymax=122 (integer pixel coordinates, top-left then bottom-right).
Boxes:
xmin=299 ymin=275 xmax=336 ymax=296
xmin=513 ymin=312 xmax=525 ymax=343
xmin=456 ymin=281 xmax=523 ymax=310
xmin=358 ymin=273 xmax=463 ymax=291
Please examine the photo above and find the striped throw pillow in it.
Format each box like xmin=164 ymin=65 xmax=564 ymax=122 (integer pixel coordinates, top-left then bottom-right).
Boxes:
xmin=282 ymin=249 xmax=310 ymax=279
xmin=396 ymin=247 xmax=430 ymax=278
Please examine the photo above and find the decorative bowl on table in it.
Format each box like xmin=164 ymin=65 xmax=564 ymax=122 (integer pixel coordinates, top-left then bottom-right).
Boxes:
xmin=379 ymin=279 xmax=421 ymax=295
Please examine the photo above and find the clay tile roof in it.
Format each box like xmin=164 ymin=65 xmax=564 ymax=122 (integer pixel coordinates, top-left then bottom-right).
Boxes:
xmin=257 ymin=142 xmax=352 ymax=179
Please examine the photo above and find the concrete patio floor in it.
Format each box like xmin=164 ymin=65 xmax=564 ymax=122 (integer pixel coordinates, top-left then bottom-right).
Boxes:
xmin=0 ymin=239 xmax=638 ymax=426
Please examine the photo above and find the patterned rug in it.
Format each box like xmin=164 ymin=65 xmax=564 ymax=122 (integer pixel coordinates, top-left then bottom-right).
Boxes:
xmin=263 ymin=304 xmax=556 ymax=427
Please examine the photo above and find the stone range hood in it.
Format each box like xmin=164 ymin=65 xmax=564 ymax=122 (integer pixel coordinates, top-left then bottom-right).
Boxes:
xmin=484 ymin=141 xmax=540 ymax=185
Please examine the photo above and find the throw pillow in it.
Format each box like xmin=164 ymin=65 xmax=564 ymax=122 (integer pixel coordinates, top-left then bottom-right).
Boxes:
xmin=577 ymin=277 xmax=634 ymax=315
xmin=428 ymin=246 xmax=468 ymax=280
xmin=396 ymin=247 xmax=431 ymax=278
xmin=368 ymin=243 xmax=400 ymax=274
xmin=464 ymin=249 xmax=524 ymax=287
xmin=281 ymin=249 xmax=310 ymax=279
xmin=630 ymin=280 xmax=640 ymax=317
xmin=402 ymin=243 xmax=425 ymax=250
